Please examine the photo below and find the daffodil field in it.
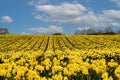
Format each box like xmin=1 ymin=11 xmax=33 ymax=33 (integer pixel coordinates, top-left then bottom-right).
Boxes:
xmin=0 ymin=34 xmax=120 ymax=80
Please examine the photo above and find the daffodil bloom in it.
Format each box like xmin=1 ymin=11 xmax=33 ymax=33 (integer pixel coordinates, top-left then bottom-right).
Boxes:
xmin=115 ymin=66 xmax=120 ymax=79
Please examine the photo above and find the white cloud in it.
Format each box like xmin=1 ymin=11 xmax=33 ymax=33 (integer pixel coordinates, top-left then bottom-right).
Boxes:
xmin=28 ymin=25 xmax=63 ymax=34
xmin=75 ymin=11 xmax=99 ymax=26
xmin=33 ymin=2 xmax=102 ymax=26
xmin=1 ymin=16 xmax=13 ymax=23
xmin=27 ymin=0 xmax=49 ymax=6
xmin=21 ymin=32 xmax=26 ymax=34
xmin=98 ymin=10 xmax=120 ymax=27
xmin=110 ymin=0 xmax=120 ymax=7
xmin=29 ymin=1 xmax=120 ymax=27
xmin=34 ymin=2 xmax=87 ymax=24
xmin=34 ymin=2 xmax=99 ymax=25
xmin=36 ymin=2 xmax=86 ymax=14
xmin=77 ymin=27 xmax=90 ymax=31
xmin=34 ymin=15 xmax=42 ymax=20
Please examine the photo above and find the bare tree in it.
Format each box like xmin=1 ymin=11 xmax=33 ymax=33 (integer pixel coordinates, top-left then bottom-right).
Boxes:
xmin=116 ymin=30 xmax=120 ymax=34
xmin=74 ymin=27 xmax=95 ymax=35
xmin=86 ymin=28 xmax=95 ymax=35
xmin=0 ymin=28 xmax=9 ymax=34
xmin=103 ymin=27 xmax=115 ymax=34
xmin=74 ymin=27 xmax=117 ymax=35
xmin=95 ymin=30 xmax=103 ymax=35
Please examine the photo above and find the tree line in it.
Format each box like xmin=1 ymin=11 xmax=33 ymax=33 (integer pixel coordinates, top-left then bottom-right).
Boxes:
xmin=0 ymin=27 xmax=120 ymax=35
xmin=74 ymin=27 xmax=120 ymax=35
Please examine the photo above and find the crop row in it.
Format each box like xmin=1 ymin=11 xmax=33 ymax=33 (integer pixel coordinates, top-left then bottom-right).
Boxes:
xmin=1 ymin=35 xmax=120 ymax=52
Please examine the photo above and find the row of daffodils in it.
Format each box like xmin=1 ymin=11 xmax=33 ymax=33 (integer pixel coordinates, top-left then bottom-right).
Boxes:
xmin=0 ymin=35 xmax=120 ymax=80
xmin=1 ymin=35 xmax=120 ymax=52
xmin=0 ymin=49 xmax=120 ymax=80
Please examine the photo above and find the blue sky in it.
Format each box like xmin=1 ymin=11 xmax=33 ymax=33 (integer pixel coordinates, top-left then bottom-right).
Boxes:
xmin=0 ymin=0 xmax=120 ymax=34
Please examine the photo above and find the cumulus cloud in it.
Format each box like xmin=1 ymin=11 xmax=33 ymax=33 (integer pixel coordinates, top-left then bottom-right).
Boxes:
xmin=110 ymin=0 xmax=120 ymax=7
xmin=98 ymin=10 xmax=120 ymax=27
xmin=1 ymin=16 xmax=13 ymax=23
xmin=34 ymin=2 xmax=87 ymax=23
xmin=34 ymin=2 xmax=98 ymax=26
xmin=75 ymin=11 xmax=99 ymax=26
xmin=28 ymin=25 xmax=63 ymax=34
xmin=36 ymin=2 xmax=86 ymax=14
xmin=34 ymin=2 xmax=117 ymax=27
xmin=33 ymin=2 xmax=109 ymax=27
xmin=29 ymin=1 xmax=120 ymax=27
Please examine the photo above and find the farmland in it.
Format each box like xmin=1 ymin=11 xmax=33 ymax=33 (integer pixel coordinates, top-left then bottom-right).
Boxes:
xmin=0 ymin=34 xmax=120 ymax=80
